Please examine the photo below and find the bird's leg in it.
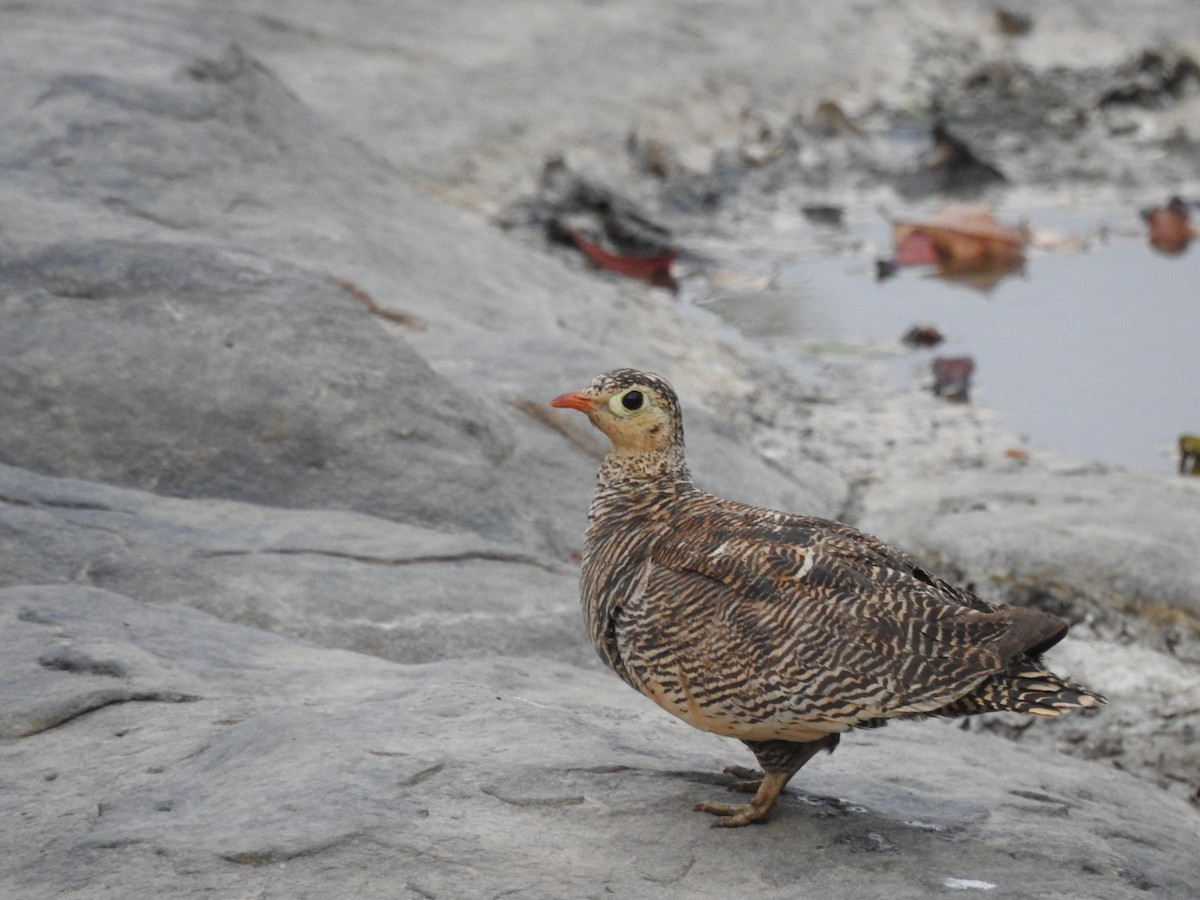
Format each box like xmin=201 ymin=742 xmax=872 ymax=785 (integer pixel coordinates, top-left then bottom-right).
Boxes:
xmin=695 ymin=736 xmax=840 ymax=828
xmin=694 ymin=770 xmax=794 ymax=826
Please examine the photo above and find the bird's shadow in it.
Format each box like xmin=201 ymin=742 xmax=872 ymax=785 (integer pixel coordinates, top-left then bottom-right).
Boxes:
xmin=570 ymin=763 xmax=967 ymax=838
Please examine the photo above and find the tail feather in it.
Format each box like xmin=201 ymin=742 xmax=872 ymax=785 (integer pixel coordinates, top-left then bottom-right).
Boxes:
xmin=936 ymin=659 xmax=1106 ymax=719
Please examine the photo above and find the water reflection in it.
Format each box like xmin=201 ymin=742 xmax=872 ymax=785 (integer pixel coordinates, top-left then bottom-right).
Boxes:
xmin=700 ymin=222 xmax=1199 ymax=473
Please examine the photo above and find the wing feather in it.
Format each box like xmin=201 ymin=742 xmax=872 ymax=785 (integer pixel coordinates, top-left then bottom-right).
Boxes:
xmin=610 ymin=497 xmax=1065 ymax=736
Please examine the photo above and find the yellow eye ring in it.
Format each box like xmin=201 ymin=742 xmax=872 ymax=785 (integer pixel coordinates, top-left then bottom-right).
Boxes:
xmin=608 ymin=389 xmax=646 ymax=416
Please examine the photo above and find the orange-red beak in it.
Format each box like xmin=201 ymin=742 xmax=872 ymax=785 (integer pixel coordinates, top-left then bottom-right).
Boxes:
xmin=550 ymin=390 xmax=595 ymax=412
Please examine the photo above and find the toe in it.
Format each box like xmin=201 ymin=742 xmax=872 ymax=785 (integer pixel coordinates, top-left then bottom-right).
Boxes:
xmin=722 ymin=765 xmax=763 ymax=780
xmin=693 ymin=800 xmax=770 ymax=827
xmin=727 ymin=780 xmax=761 ymax=794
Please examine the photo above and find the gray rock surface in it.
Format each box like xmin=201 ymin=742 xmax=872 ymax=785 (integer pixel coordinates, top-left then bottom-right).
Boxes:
xmin=0 ymin=1 xmax=838 ymax=551
xmin=859 ymin=458 xmax=1200 ymax=621
xmin=0 ymin=462 xmax=587 ymax=666
xmin=3 ymin=1 xmax=1200 ymax=897
xmin=4 ymin=585 xmax=1199 ymax=899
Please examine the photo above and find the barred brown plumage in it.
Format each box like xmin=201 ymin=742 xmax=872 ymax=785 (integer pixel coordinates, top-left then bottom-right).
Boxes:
xmin=551 ymin=368 xmax=1105 ymax=827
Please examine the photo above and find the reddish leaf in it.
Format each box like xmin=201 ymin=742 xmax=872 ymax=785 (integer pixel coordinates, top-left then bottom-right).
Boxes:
xmin=1142 ymin=197 xmax=1194 ymax=255
xmin=932 ymin=355 xmax=975 ymax=403
xmin=892 ymin=205 xmax=1028 ymax=276
xmin=568 ymin=229 xmax=677 ymax=286
xmin=894 ymin=230 xmax=940 ymax=266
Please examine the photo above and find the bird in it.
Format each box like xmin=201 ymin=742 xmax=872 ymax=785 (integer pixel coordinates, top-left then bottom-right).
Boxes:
xmin=550 ymin=368 xmax=1104 ymax=828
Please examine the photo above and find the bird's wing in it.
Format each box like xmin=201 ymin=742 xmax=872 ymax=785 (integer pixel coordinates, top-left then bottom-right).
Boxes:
xmin=613 ymin=505 xmax=1064 ymax=736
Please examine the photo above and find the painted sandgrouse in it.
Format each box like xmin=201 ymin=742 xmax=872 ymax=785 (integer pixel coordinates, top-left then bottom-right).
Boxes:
xmin=551 ymin=368 xmax=1104 ymax=827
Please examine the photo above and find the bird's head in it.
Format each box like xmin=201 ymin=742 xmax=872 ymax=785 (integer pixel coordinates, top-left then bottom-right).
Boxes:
xmin=551 ymin=368 xmax=685 ymax=457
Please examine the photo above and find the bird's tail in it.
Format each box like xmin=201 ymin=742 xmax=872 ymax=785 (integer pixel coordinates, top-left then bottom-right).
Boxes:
xmin=937 ymin=660 xmax=1106 ymax=718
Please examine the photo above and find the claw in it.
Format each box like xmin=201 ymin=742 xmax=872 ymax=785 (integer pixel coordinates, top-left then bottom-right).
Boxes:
xmin=693 ymin=770 xmax=791 ymax=827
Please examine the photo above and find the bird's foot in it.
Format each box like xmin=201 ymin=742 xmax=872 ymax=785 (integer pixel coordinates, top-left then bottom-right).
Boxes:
xmin=693 ymin=798 xmax=773 ymax=827
xmin=721 ymin=764 xmax=763 ymax=794
xmin=694 ymin=770 xmax=790 ymax=827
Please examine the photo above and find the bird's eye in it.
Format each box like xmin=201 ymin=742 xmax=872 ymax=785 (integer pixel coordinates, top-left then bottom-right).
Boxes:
xmin=608 ymin=389 xmax=646 ymax=416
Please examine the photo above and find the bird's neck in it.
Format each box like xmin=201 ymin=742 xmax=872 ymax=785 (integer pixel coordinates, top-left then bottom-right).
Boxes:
xmin=595 ymin=444 xmax=692 ymax=496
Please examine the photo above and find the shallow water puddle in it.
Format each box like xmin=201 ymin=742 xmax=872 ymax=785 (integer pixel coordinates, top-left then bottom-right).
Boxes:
xmin=700 ymin=215 xmax=1199 ymax=474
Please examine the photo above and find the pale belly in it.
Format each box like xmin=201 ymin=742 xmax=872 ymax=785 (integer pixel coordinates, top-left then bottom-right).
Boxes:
xmin=637 ymin=669 xmax=847 ymax=743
